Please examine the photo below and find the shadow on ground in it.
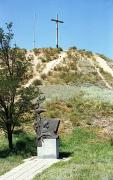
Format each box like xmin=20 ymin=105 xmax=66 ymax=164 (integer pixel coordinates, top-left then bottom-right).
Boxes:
xmin=59 ymin=151 xmax=73 ymax=159
xmin=13 ymin=129 xmax=25 ymax=135
xmin=0 ymin=133 xmax=37 ymax=158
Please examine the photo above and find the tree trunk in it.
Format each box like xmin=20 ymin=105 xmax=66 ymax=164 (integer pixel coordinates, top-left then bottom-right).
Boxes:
xmin=8 ymin=130 xmax=13 ymax=149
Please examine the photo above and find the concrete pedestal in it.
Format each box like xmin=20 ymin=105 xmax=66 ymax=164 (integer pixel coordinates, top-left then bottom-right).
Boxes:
xmin=37 ymin=139 xmax=59 ymax=159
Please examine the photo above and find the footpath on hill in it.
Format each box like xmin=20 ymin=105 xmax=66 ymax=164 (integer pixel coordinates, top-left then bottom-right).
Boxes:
xmin=25 ymin=51 xmax=67 ymax=87
xmin=89 ymin=55 xmax=113 ymax=90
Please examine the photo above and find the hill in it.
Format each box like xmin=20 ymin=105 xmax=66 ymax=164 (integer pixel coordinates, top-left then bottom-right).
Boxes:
xmin=1 ymin=47 xmax=113 ymax=136
xmin=25 ymin=47 xmax=113 ymax=89
xmin=1 ymin=47 xmax=113 ymax=179
xmin=24 ymin=47 xmax=113 ymax=136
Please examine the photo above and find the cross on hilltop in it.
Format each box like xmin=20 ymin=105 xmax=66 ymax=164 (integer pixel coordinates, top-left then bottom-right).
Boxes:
xmin=51 ymin=14 xmax=64 ymax=48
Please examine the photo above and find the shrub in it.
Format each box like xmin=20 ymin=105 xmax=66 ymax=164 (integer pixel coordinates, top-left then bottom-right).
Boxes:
xmin=98 ymin=54 xmax=113 ymax=62
xmin=58 ymin=47 xmax=63 ymax=51
xmin=68 ymin=46 xmax=77 ymax=51
xmin=43 ymin=48 xmax=61 ymax=61
xmin=32 ymin=79 xmax=43 ymax=86
xmin=33 ymin=48 xmax=40 ymax=55
xmin=40 ymin=57 xmax=47 ymax=63
xmin=85 ymin=50 xmax=93 ymax=58
xmin=41 ymin=73 xmax=47 ymax=79
xmin=110 ymin=138 xmax=113 ymax=146
xmin=15 ymin=141 xmax=26 ymax=151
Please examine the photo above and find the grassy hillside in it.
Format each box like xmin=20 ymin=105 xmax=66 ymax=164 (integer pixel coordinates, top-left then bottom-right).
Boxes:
xmin=1 ymin=47 xmax=113 ymax=179
xmin=34 ymin=127 xmax=113 ymax=180
xmin=1 ymin=87 xmax=113 ymax=178
xmin=40 ymin=84 xmax=113 ymax=102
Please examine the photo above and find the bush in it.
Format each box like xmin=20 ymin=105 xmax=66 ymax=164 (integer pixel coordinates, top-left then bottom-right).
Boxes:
xmin=41 ymin=73 xmax=47 ymax=79
xmin=85 ymin=50 xmax=93 ymax=58
xmin=33 ymin=48 xmax=40 ymax=55
xmin=40 ymin=57 xmax=47 ymax=63
xmin=15 ymin=141 xmax=26 ymax=151
xmin=68 ymin=46 xmax=77 ymax=51
xmin=98 ymin=54 xmax=113 ymax=62
xmin=43 ymin=48 xmax=61 ymax=61
xmin=110 ymin=138 xmax=113 ymax=146
xmin=32 ymin=79 xmax=42 ymax=86
xmin=58 ymin=47 xmax=63 ymax=51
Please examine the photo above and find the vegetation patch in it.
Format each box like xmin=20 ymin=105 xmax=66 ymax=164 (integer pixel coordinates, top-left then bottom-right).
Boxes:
xmin=0 ymin=132 xmax=36 ymax=175
xmin=34 ymin=127 xmax=113 ymax=180
xmin=33 ymin=48 xmax=62 ymax=62
xmin=44 ymin=93 xmax=113 ymax=129
xmin=32 ymin=79 xmax=43 ymax=86
xmin=1 ymin=85 xmax=113 ymax=176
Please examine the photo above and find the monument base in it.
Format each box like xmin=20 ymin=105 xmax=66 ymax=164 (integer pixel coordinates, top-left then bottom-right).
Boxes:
xmin=37 ymin=139 xmax=59 ymax=159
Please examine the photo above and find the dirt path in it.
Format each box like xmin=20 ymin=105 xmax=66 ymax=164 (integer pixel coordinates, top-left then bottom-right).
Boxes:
xmin=25 ymin=51 xmax=113 ymax=89
xmin=89 ymin=57 xmax=112 ymax=89
xmin=95 ymin=67 xmax=112 ymax=89
xmin=25 ymin=51 xmax=67 ymax=87
xmin=95 ymin=55 xmax=113 ymax=77
xmin=41 ymin=51 xmax=66 ymax=75
xmin=25 ymin=51 xmax=41 ymax=87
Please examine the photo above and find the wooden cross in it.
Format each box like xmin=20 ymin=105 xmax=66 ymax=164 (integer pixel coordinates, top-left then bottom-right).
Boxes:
xmin=51 ymin=14 xmax=64 ymax=48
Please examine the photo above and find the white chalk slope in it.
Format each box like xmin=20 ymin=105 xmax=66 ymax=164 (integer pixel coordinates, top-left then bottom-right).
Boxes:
xmin=25 ymin=50 xmax=113 ymax=89
xmin=25 ymin=51 xmax=67 ymax=87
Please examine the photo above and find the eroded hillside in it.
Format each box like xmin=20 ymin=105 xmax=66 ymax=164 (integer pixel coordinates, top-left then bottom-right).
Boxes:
xmin=21 ymin=47 xmax=113 ymax=135
xmin=24 ymin=47 xmax=113 ymax=89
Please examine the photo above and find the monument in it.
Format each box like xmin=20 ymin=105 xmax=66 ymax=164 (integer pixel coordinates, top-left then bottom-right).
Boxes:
xmin=34 ymin=103 xmax=60 ymax=159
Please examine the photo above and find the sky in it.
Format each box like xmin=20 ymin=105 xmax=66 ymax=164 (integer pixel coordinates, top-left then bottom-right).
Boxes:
xmin=0 ymin=0 xmax=113 ymax=58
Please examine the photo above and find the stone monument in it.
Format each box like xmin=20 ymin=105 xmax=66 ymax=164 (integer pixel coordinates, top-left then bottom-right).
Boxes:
xmin=34 ymin=104 xmax=60 ymax=159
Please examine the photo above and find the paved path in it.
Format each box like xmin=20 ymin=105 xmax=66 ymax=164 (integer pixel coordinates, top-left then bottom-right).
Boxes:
xmin=0 ymin=157 xmax=59 ymax=180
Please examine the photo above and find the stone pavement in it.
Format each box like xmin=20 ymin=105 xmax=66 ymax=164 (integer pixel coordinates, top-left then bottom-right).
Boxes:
xmin=0 ymin=157 xmax=59 ymax=180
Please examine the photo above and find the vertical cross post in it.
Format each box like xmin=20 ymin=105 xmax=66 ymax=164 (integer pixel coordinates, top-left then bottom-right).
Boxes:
xmin=51 ymin=14 xmax=64 ymax=48
xmin=56 ymin=14 xmax=58 ymax=48
xmin=33 ymin=12 xmax=37 ymax=49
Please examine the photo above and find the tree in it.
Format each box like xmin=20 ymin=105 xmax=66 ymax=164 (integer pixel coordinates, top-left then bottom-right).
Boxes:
xmin=0 ymin=23 xmax=40 ymax=149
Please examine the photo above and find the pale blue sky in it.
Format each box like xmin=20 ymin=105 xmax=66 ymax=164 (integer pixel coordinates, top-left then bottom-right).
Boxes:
xmin=0 ymin=0 xmax=113 ymax=58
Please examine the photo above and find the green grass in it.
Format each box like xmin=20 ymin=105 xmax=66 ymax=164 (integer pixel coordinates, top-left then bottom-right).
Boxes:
xmin=40 ymin=84 xmax=113 ymax=103
xmin=40 ymin=85 xmax=81 ymax=101
xmin=34 ymin=127 xmax=113 ymax=180
xmin=1 ymin=84 xmax=113 ymax=177
xmin=0 ymin=131 xmax=36 ymax=175
xmin=1 ymin=127 xmax=113 ymax=179
xmin=46 ymin=66 xmax=102 ymax=85
xmin=43 ymin=93 xmax=113 ymax=128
